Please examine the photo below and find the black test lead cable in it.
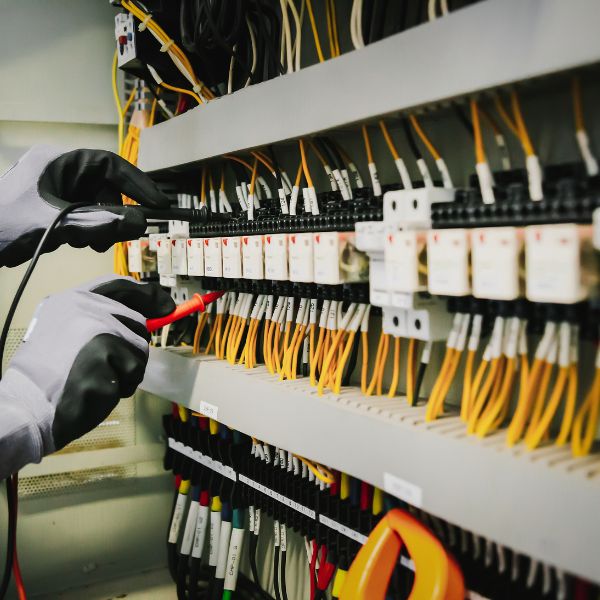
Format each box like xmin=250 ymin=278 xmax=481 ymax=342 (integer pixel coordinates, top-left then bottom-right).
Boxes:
xmin=0 ymin=201 xmax=93 ymax=600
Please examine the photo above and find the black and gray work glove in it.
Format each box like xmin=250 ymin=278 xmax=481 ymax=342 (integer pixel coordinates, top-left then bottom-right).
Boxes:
xmin=0 ymin=145 xmax=170 ymax=267
xmin=0 ymin=276 xmax=175 ymax=478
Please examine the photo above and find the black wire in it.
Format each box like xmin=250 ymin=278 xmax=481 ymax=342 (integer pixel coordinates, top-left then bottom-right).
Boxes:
xmin=414 ymin=361 xmax=428 ymax=406
xmin=0 ymin=477 xmax=15 ymax=600
xmin=453 ymin=104 xmax=474 ymax=139
xmin=273 ymin=541 xmax=281 ymax=600
xmin=0 ymin=201 xmax=92 ymax=600
xmin=280 ymin=545 xmax=288 ymax=600
xmin=402 ymin=118 xmax=422 ymax=161
xmin=250 ymin=533 xmax=260 ymax=587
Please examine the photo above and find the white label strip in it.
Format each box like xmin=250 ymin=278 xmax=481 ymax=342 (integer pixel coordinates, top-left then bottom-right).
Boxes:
xmin=319 ymin=515 xmax=368 ymax=545
xmin=383 ymin=472 xmax=423 ymax=508
xmin=168 ymin=438 xmax=236 ymax=481
xmin=238 ymin=474 xmax=316 ymax=520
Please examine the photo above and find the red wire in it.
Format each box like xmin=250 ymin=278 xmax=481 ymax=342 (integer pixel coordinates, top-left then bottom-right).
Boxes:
xmin=309 ymin=539 xmax=318 ymax=600
xmin=11 ymin=475 xmax=27 ymax=600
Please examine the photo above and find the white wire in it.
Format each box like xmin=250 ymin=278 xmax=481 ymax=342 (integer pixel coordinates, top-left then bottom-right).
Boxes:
xmin=428 ymin=0 xmax=437 ymax=20
xmin=245 ymin=17 xmax=257 ymax=88
xmin=280 ymin=0 xmax=294 ymax=73
xmin=227 ymin=45 xmax=236 ymax=94
xmin=286 ymin=0 xmax=302 ymax=73
xmin=440 ymin=0 xmax=449 ymax=15
xmin=350 ymin=0 xmax=360 ymax=49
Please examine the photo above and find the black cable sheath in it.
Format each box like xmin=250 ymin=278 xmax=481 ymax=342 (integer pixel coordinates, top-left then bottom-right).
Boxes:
xmin=0 ymin=201 xmax=92 ymax=600
xmin=402 ymin=119 xmax=422 ymax=161
xmin=280 ymin=547 xmax=288 ymax=600
xmin=273 ymin=543 xmax=281 ymax=600
xmin=414 ymin=361 xmax=428 ymax=406
xmin=250 ymin=533 xmax=261 ymax=587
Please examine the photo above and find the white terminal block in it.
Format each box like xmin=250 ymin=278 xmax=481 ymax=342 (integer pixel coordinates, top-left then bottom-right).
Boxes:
xmin=160 ymin=274 xmax=177 ymax=288
xmin=472 ymin=227 xmax=522 ymax=300
xmin=156 ymin=236 xmax=173 ymax=275
xmin=355 ymin=221 xmax=385 ymax=253
xmin=525 ymin=224 xmax=587 ymax=304
xmin=242 ymin=235 xmax=264 ymax=280
xmin=264 ymin=234 xmax=288 ymax=281
xmin=149 ymin=232 xmax=168 ymax=252
xmin=313 ymin=231 xmax=368 ymax=285
xmin=127 ymin=239 xmax=143 ymax=273
xmin=187 ymin=239 xmax=204 ymax=276
xmin=169 ymin=220 xmax=190 ymax=239
xmin=382 ymin=307 xmax=408 ymax=337
xmin=289 ymin=233 xmax=314 ymax=282
xmin=203 ymin=238 xmax=223 ymax=277
xmin=385 ymin=229 xmax=427 ymax=293
xmin=222 ymin=236 xmax=242 ymax=279
xmin=427 ymin=229 xmax=471 ymax=297
xmin=383 ymin=187 xmax=454 ymax=230
xmin=391 ymin=291 xmax=440 ymax=311
xmin=313 ymin=232 xmax=340 ymax=285
xmin=368 ymin=257 xmax=391 ymax=308
xmin=171 ymin=238 xmax=188 ymax=276
xmin=405 ymin=305 xmax=454 ymax=342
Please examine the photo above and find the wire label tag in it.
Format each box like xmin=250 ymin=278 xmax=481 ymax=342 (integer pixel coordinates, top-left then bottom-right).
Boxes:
xmin=198 ymin=400 xmax=219 ymax=420
xmin=383 ymin=472 xmax=423 ymax=508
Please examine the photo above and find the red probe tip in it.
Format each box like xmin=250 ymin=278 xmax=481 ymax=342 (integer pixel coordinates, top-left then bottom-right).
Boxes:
xmin=146 ymin=290 xmax=225 ymax=333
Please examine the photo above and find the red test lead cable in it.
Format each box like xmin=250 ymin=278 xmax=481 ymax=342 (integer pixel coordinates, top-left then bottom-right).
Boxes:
xmin=147 ymin=291 xmax=224 ymax=333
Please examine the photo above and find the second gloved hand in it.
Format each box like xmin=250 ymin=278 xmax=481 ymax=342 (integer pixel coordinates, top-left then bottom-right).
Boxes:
xmin=0 ymin=276 xmax=175 ymax=478
xmin=0 ymin=145 xmax=170 ymax=267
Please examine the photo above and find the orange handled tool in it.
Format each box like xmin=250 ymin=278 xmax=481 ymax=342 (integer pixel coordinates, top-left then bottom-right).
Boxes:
xmin=341 ymin=508 xmax=464 ymax=600
xmin=146 ymin=291 xmax=224 ymax=333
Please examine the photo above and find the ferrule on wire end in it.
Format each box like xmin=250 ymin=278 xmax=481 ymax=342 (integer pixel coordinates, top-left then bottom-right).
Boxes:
xmin=147 ymin=291 xmax=224 ymax=332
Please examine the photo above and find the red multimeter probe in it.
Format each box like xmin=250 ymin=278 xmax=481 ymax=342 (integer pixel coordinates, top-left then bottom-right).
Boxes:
xmin=146 ymin=291 xmax=224 ymax=333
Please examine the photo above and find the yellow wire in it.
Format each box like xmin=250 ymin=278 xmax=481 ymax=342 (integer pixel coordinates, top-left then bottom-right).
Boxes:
xmin=525 ymin=366 xmax=568 ymax=450
xmin=249 ymin=158 xmax=259 ymax=195
xmin=526 ymin=361 xmax=554 ymax=434
xmin=294 ymin=455 xmax=336 ymax=484
xmin=470 ymin=98 xmax=486 ymax=164
xmin=510 ymin=90 xmax=535 ymax=157
xmin=360 ymin=331 xmax=369 ymax=394
xmin=409 ymin=114 xmax=441 ymax=161
xmin=387 ymin=337 xmax=401 ymax=398
xmin=310 ymin=326 xmax=326 ymax=386
xmin=379 ymin=120 xmax=400 ymax=161
xmin=376 ymin=334 xmax=390 ymax=396
xmin=365 ymin=332 xmax=385 ymax=396
xmin=299 ymin=139 xmax=314 ymax=188
xmin=571 ymin=368 xmax=600 ymax=456
xmin=494 ymin=96 xmax=520 ymax=139
xmin=467 ymin=357 xmax=502 ymax=434
xmin=406 ymin=338 xmax=417 ymax=407
xmin=111 ymin=50 xmax=124 ymax=154
xmin=554 ymin=364 xmax=577 ymax=446
xmin=476 ymin=357 xmax=517 ymax=437
xmin=425 ymin=347 xmax=454 ymax=421
xmin=330 ymin=0 xmax=340 ymax=57
xmin=160 ymin=81 xmax=203 ymax=105
xmin=325 ymin=0 xmax=335 ymax=59
xmin=460 ymin=350 xmax=476 ymax=422
xmin=149 ymin=97 xmax=158 ymax=126
xmin=361 ymin=125 xmax=374 ymax=164
xmin=305 ymin=0 xmax=325 ymax=63
xmin=333 ymin=331 xmax=355 ymax=394
xmin=507 ymin=357 xmax=544 ymax=446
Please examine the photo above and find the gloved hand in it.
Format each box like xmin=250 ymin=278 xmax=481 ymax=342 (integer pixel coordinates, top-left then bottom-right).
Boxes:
xmin=0 ymin=276 xmax=175 ymax=478
xmin=0 ymin=145 xmax=170 ymax=268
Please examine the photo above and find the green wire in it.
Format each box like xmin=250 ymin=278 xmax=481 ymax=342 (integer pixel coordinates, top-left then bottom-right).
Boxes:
xmin=222 ymin=590 xmax=233 ymax=600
